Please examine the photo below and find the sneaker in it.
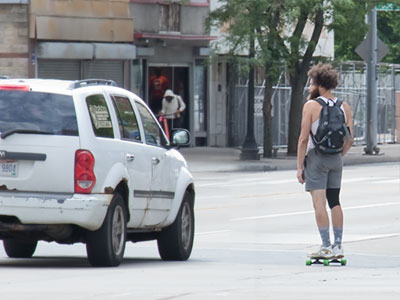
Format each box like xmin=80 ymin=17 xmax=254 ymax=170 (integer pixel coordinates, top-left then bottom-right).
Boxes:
xmin=332 ymin=244 xmax=344 ymax=259
xmin=308 ymin=245 xmax=334 ymax=259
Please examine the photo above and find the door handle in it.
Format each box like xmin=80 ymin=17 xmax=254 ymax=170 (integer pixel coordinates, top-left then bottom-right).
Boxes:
xmin=126 ymin=153 xmax=135 ymax=162
xmin=152 ymin=157 xmax=160 ymax=165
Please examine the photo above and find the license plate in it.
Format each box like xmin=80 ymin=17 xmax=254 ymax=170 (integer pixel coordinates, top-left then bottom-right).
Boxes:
xmin=0 ymin=160 xmax=18 ymax=177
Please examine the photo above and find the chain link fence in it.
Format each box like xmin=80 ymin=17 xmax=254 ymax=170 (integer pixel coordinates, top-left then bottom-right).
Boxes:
xmin=231 ymin=62 xmax=400 ymax=148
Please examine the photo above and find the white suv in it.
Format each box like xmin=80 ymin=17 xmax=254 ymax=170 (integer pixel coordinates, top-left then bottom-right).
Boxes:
xmin=0 ymin=79 xmax=195 ymax=267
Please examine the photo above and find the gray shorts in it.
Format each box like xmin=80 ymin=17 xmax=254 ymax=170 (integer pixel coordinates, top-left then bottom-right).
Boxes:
xmin=304 ymin=148 xmax=343 ymax=191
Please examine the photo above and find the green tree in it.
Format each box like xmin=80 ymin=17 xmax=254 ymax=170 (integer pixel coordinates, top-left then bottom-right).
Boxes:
xmin=207 ymin=0 xmax=398 ymax=156
xmin=334 ymin=5 xmax=400 ymax=64
xmin=378 ymin=11 xmax=400 ymax=64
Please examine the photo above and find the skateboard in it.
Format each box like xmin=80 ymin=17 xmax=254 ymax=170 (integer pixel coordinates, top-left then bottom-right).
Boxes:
xmin=306 ymin=256 xmax=347 ymax=266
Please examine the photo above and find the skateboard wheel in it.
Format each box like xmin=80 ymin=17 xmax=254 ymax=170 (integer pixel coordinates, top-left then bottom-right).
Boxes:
xmin=306 ymin=259 xmax=312 ymax=266
xmin=341 ymin=259 xmax=347 ymax=266
xmin=323 ymin=259 xmax=330 ymax=266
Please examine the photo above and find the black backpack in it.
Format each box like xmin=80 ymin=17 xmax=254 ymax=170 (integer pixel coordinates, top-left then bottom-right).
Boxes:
xmin=311 ymin=97 xmax=347 ymax=154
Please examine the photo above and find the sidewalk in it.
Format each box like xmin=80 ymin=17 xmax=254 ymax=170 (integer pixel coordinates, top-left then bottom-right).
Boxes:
xmin=179 ymin=143 xmax=400 ymax=173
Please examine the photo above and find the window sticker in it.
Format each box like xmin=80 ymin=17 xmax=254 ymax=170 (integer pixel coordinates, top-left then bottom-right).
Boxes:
xmin=89 ymin=105 xmax=112 ymax=129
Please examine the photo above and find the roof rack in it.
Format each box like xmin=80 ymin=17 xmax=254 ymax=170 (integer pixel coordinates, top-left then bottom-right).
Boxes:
xmin=71 ymin=79 xmax=117 ymax=89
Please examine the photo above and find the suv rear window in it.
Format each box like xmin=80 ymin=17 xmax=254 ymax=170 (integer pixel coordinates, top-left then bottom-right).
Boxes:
xmin=0 ymin=90 xmax=78 ymax=136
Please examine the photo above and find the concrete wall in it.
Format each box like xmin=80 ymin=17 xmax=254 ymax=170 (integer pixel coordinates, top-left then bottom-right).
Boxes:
xmin=132 ymin=3 xmax=208 ymax=35
xmin=30 ymin=0 xmax=133 ymax=42
xmin=180 ymin=6 xmax=209 ymax=35
xmin=0 ymin=4 xmax=29 ymax=77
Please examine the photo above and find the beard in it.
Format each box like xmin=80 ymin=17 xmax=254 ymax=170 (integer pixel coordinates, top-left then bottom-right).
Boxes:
xmin=307 ymin=88 xmax=320 ymax=100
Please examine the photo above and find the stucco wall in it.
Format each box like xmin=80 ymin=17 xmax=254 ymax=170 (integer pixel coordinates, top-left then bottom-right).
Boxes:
xmin=0 ymin=4 xmax=29 ymax=78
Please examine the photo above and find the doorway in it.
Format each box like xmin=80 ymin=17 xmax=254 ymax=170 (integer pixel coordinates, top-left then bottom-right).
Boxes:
xmin=148 ymin=66 xmax=190 ymax=130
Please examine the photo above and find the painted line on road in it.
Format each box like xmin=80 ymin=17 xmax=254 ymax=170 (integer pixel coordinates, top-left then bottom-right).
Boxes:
xmin=342 ymin=176 xmax=391 ymax=183
xmin=231 ymin=202 xmax=400 ymax=222
xmin=196 ymin=230 xmax=232 ymax=236
xmin=370 ymin=179 xmax=400 ymax=184
xmin=196 ymin=177 xmax=298 ymax=188
xmin=342 ymin=202 xmax=400 ymax=211
xmin=221 ymin=179 xmax=298 ymax=188
xmin=231 ymin=210 xmax=314 ymax=221
xmin=345 ymin=232 xmax=400 ymax=243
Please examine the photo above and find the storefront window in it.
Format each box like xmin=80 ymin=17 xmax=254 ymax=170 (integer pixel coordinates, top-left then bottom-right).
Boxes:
xmin=131 ymin=59 xmax=143 ymax=98
xmin=194 ymin=60 xmax=207 ymax=133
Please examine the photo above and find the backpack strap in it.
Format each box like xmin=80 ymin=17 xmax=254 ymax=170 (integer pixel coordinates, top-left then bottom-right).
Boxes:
xmin=314 ymin=97 xmax=328 ymax=107
xmin=310 ymin=98 xmax=328 ymax=153
xmin=335 ymin=99 xmax=343 ymax=107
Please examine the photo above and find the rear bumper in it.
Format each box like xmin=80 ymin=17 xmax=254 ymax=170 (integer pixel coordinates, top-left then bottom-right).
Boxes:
xmin=0 ymin=192 xmax=113 ymax=231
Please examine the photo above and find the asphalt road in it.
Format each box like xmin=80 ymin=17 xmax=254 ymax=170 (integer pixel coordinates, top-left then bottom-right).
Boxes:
xmin=0 ymin=163 xmax=399 ymax=300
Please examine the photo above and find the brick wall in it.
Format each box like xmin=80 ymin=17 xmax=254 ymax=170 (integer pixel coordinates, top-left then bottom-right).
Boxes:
xmin=0 ymin=4 xmax=29 ymax=78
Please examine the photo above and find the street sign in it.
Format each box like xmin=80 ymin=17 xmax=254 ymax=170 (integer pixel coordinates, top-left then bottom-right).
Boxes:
xmin=355 ymin=32 xmax=389 ymax=62
xmin=376 ymin=3 xmax=400 ymax=11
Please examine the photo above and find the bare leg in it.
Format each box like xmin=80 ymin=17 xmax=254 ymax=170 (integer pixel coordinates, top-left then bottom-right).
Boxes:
xmin=331 ymin=205 xmax=343 ymax=229
xmin=310 ymin=189 xmax=329 ymax=228
xmin=310 ymin=189 xmax=331 ymax=247
xmin=331 ymin=205 xmax=343 ymax=246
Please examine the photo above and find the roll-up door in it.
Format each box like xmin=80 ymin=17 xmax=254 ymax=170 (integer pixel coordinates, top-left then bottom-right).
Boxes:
xmin=38 ymin=59 xmax=81 ymax=80
xmin=83 ymin=60 xmax=124 ymax=87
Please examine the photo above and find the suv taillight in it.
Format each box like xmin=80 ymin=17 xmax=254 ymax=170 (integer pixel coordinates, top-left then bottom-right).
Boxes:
xmin=74 ymin=150 xmax=96 ymax=194
xmin=0 ymin=84 xmax=30 ymax=91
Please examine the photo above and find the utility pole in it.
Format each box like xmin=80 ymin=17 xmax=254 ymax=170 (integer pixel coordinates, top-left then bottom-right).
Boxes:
xmin=240 ymin=37 xmax=260 ymax=160
xmin=364 ymin=7 xmax=379 ymax=155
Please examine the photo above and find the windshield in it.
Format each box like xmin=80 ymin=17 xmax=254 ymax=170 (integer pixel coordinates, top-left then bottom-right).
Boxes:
xmin=0 ymin=90 xmax=78 ymax=136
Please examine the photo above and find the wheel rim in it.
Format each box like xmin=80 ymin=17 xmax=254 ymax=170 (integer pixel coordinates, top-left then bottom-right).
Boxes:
xmin=112 ymin=205 xmax=125 ymax=256
xmin=181 ymin=202 xmax=193 ymax=251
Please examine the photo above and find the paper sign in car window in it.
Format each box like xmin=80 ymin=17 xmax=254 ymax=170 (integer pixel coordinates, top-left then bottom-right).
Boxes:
xmin=89 ymin=105 xmax=112 ymax=129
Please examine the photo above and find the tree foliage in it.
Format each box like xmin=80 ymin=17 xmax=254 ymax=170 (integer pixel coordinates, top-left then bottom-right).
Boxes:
xmin=206 ymin=0 xmax=400 ymax=156
xmin=333 ymin=1 xmax=400 ymax=63
xmin=378 ymin=11 xmax=400 ymax=64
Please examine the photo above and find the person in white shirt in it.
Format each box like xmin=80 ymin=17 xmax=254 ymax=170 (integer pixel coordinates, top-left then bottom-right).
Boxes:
xmin=160 ymin=89 xmax=186 ymax=129
xmin=297 ymin=63 xmax=354 ymax=260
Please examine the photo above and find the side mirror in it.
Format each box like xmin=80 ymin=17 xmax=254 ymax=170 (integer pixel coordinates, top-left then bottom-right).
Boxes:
xmin=170 ymin=129 xmax=191 ymax=147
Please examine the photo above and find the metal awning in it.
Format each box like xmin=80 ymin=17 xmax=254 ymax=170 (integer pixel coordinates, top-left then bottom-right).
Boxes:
xmin=37 ymin=42 xmax=136 ymax=60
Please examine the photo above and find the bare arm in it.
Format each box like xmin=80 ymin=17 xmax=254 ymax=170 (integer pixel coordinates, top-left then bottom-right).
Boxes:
xmin=342 ymin=102 xmax=354 ymax=156
xmin=297 ymin=101 xmax=313 ymax=184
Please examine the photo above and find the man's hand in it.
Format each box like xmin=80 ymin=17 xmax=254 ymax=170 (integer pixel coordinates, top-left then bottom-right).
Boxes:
xmin=297 ymin=169 xmax=305 ymax=184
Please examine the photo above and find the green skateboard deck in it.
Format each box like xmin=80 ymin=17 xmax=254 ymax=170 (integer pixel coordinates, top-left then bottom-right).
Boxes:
xmin=306 ymin=257 xmax=347 ymax=266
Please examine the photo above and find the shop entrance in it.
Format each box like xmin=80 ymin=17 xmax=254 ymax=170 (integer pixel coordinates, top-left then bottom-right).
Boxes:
xmin=148 ymin=66 xmax=189 ymax=130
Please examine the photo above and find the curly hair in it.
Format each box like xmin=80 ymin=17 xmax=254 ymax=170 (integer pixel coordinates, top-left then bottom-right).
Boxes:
xmin=307 ymin=63 xmax=338 ymax=90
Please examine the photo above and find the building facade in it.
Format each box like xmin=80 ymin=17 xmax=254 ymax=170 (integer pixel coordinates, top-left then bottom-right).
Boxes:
xmin=130 ymin=0 xmax=213 ymax=146
xmin=0 ymin=1 xmax=30 ymax=78
xmin=31 ymin=0 xmax=135 ymax=88
xmin=0 ymin=0 xmax=214 ymax=146
xmin=1 ymin=0 xmax=135 ymax=87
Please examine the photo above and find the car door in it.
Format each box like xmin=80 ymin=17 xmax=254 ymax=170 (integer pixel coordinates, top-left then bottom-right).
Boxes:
xmin=134 ymin=100 xmax=177 ymax=227
xmin=108 ymin=93 xmax=153 ymax=228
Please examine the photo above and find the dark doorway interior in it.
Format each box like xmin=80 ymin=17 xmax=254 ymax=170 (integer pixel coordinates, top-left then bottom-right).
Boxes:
xmin=148 ymin=66 xmax=189 ymax=130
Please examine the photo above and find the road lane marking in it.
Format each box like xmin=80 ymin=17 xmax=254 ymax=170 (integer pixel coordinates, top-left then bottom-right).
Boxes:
xmin=197 ymin=176 xmax=397 ymax=188
xmin=231 ymin=210 xmax=314 ymax=221
xmin=342 ymin=177 xmax=392 ymax=183
xmin=231 ymin=202 xmax=400 ymax=221
xmin=370 ymin=179 xmax=400 ymax=184
xmin=345 ymin=233 xmax=400 ymax=243
xmin=196 ymin=230 xmax=232 ymax=235
xmin=221 ymin=179 xmax=297 ymax=188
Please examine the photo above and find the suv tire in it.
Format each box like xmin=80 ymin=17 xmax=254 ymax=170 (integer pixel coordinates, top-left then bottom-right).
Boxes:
xmin=3 ymin=239 xmax=38 ymax=258
xmin=86 ymin=193 xmax=127 ymax=267
xmin=157 ymin=191 xmax=194 ymax=261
